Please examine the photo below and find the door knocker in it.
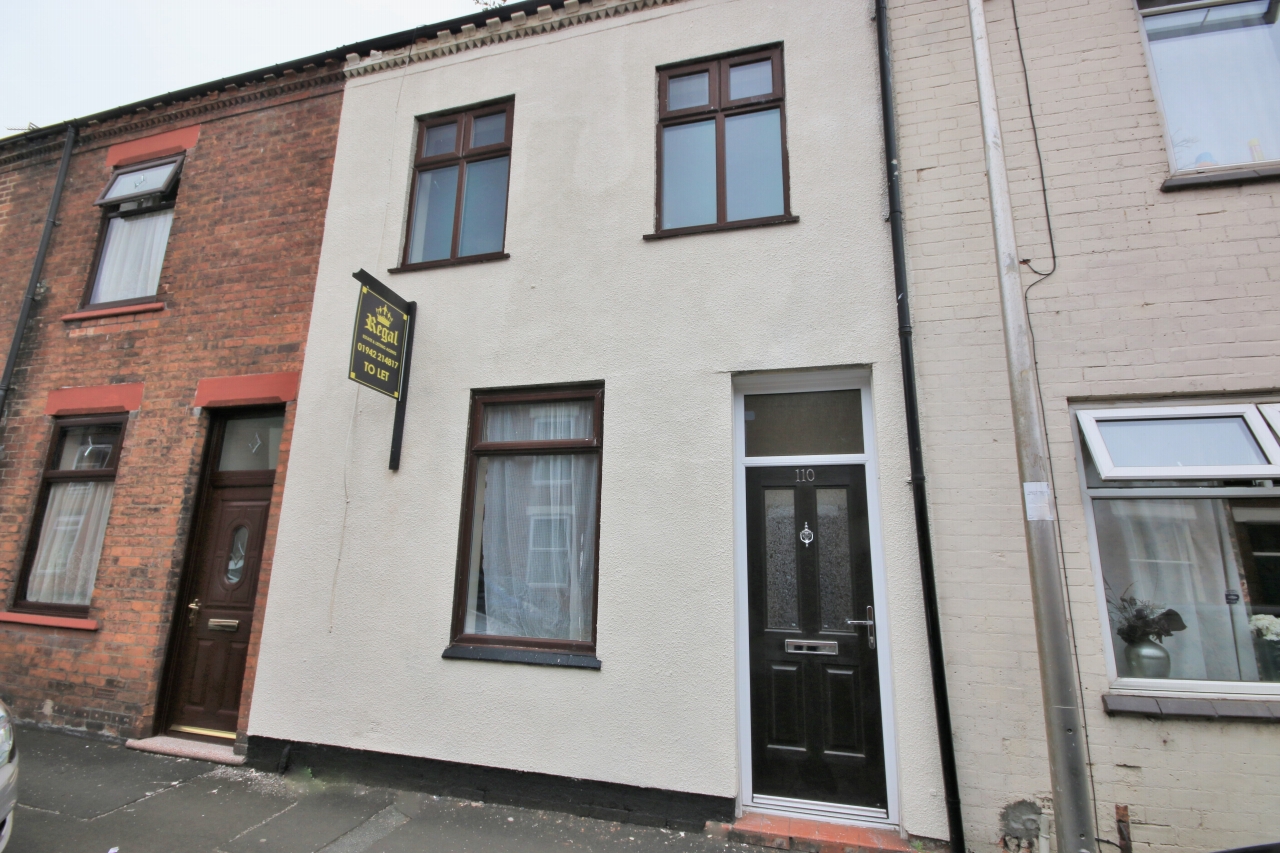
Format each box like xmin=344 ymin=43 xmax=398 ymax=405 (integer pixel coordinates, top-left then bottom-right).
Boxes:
xmin=799 ymin=523 xmax=813 ymax=548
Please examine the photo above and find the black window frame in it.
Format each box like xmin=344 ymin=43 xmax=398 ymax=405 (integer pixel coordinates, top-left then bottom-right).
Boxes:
xmin=648 ymin=44 xmax=796 ymax=240
xmin=394 ymin=98 xmax=515 ymax=273
xmin=12 ymin=415 xmax=127 ymax=616
xmin=447 ymin=383 xmax=605 ymax=665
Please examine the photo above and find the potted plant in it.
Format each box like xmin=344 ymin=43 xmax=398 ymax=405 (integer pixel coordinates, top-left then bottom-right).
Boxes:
xmin=1250 ymin=614 xmax=1280 ymax=682
xmin=1109 ymin=594 xmax=1187 ymax=678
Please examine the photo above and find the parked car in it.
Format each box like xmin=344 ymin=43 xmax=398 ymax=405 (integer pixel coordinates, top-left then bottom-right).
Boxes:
xmin=0 ymin=700 xmax=16 ymax=851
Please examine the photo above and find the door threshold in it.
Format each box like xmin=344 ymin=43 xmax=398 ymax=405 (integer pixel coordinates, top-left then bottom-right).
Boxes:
xmin=125 ymin=735 xmax=245 ymax=766
xmin=749 ymin=794 xmax=891 ymax=825
xmin=716 ymin=811 xmax=910 ymax=853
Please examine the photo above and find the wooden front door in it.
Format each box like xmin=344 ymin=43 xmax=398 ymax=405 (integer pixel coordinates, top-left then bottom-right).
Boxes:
xmin=747 ymin=465 xmax=887 ymax=810
xmin=164 ymin=411 xmax=281 ymax=741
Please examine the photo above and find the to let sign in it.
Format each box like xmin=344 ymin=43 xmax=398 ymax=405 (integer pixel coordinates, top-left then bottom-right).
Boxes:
xmin=348 ymin=271 xmax=411 ymax=399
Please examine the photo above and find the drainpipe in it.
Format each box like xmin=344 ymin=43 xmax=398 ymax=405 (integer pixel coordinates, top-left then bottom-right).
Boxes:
xmin=873 ymin=2 xmax=965 ymax=850
xmin=0 ymin=125 xmax=77 ymax=420
xmin=963 ymin=2 xmax=1096 ymax=852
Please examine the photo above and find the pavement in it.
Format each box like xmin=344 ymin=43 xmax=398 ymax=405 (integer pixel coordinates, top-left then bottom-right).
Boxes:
xmin=8 ymin=725 xmax=757 ymax=853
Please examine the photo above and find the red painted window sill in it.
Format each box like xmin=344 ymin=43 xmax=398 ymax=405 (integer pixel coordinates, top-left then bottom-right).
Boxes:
xmin=61 ymin=302 xmax=165 ymax=323
xmin=0 ymin=612 xmax=99 ymax=631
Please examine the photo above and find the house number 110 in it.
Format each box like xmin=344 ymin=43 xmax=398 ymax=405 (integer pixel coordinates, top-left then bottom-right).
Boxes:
xmin=795 ymin=468 xmax=815 ymax=482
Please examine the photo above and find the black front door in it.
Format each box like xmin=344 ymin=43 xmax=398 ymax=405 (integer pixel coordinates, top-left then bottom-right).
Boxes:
xmin=747 ymin=465 xmax=886 ymax=810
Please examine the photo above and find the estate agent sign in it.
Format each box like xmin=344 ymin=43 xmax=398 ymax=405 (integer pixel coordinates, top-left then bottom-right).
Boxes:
xmin=348 ymin=269 xmax=416 ymax=469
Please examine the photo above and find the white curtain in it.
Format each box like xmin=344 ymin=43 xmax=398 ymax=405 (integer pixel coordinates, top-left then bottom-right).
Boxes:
xmin=26 ymin=481 xmax=115 ymax=606
xmin=467 ymin=401 xmax=597 ymax=641
xmin=89 ymin=209 xmax=173 ymax=304
xmin=1094 ymin=499 xmax=1259 ymax=681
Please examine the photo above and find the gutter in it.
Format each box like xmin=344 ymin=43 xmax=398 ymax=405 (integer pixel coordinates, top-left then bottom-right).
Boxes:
xmin=0 ymin=126 xmax=76 ymax=420
xmin=872 ymin=1 xmax=966 ymax=850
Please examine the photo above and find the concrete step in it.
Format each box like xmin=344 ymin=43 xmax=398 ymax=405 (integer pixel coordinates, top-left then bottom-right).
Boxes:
xmin=707 ymin=813 xmax=914 ymax=853
xmin=125 ymin=735 xmax=245 ymax=766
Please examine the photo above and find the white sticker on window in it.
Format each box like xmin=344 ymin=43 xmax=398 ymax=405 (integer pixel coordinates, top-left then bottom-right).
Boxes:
xmin=1023 ymin=482 xmax=1055 ymax=521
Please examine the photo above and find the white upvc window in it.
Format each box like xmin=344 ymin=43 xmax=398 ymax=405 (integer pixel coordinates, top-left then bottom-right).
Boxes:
xmin=1136 ymin=0 xmax=1280 ymax=175
xmin=1078 ymin=404 xmax=1280 ymax=480
xmin=1077 ymin=401 xmax=1280 ymax=696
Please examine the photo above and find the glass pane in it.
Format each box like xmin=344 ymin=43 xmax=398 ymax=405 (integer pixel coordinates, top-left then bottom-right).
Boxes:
xmin=1143 ymin=2 xmax=1280 ymax=170
xmin=89 ymin=209 xmax=173 ymax=304
xmin=764 ymin=488 xmax=798 ymax=629
xmin=458 ymin=157 xmax=510 ymax=257
xmin=661 ymin=120 xmax=717 ymax=229
xmin=463 ymin=454 xmax=599 ymax=641
xmin=25 ymin=481 xmax=115 ymax=606
xmin=745 ymin=390 xmax=863 ymax=457
xmin=226 ymin=526 xmax=248 ymax=585
xmin=1095 ymin=417 xmax=1266 ymax=468
xmin=56 ymin=425 xmax=121 ymax=470
xmin=1094 ymin=498 xmax=1277 ymax=682
xmin=817 ymin=488 xmax=853 ymax=631
xmin=423 ymin=122 xmax=458 ymax=157
xmin=219 ymin=415 xmax=284 ymax=471
xmin=102 ymin=162 xmax=177 ymax=201
xmin=471 ymin=113 xmax=506 ymax=148
xmin=407 ymin=165 xmax=459 ymax=263
xmin=483 ymin=400 xmax=593 ymax=443
xmin=729 ymin=59 xmax=773 ymax=99
xmin=725 ymin=108 xmax=784 ymax=221
xmin=668 ymin=71 xmax=710 ymax=110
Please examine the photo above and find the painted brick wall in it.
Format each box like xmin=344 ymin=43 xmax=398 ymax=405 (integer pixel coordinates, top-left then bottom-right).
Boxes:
xmin=0 ymin=67 xmax=342 ymax=740
xmin=887 ymin=0 xmax=1280 ymax=850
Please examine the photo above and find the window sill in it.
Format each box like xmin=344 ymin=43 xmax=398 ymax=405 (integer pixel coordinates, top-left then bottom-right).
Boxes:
xmin=442 ymin=644 xmax=601 ymax=670
xmin=1161 ymin=163 xmax=1280 ymax=191
xmin=1103 ymin=692 xmax=1280 ymax=722
xmin=61 ymin=302 xmax=165 ymax=323
xmin=388 ymin=253 xmax=509 ymax=274
xmin=0 ymin=611 xmax=99 ymax=631
xmin=643 ymin=215 xmax=799 ymax=241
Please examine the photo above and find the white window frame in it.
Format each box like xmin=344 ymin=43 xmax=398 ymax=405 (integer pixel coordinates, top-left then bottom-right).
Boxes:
xmin=1134 ymin=0 xmax=1280 ymax=177
xmin=1077 ymin=403 xmax=1280 ymax=480
xmin=1075 ymin=401 xmax=1280 ymax=697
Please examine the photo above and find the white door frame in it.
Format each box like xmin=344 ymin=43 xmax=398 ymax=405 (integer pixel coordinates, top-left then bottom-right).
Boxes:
xmin=732 ymin=368 xmax=901 ymax=827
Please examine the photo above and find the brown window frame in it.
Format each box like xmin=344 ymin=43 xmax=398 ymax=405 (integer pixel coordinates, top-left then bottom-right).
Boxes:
xmin=448 ymin=384 xmax=605 ymax=660
xmin=82 ymin=154 xmax=183 ymax=311
xmin=394 ymin=99 xmax=515 ymax=273
xmin=649 ymin=45 xmax=795 ymax=240
xmin=12 ymin=414 xmax=128 ymax=617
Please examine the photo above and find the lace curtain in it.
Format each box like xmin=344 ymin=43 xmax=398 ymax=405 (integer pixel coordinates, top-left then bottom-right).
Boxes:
xmin=90 ymin=209 xmax=173 ymax=304
xmin=26 ymin=481 xmax=115 ymax=606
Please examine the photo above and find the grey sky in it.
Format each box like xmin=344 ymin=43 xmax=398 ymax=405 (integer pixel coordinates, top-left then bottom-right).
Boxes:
xmin=0 ymin=0 xmax=484 ymax=136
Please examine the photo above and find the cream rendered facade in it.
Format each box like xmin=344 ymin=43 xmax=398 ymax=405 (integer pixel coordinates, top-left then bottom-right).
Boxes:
xmin=889 ymin=0 xmax=1280 ymax=851
xmin=249 ymin=0 xmax=951 ymax=843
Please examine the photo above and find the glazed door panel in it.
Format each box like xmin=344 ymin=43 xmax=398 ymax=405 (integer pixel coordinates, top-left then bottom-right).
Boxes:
xmin=747 ymin=465 xmax=886 ymax=809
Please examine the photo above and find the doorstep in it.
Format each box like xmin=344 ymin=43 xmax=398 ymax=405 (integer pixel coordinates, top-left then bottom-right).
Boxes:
xmin=125 ymin=735 xmax=246 ymax=766
xmin=707 ymin=813 xmax=913 ymax=853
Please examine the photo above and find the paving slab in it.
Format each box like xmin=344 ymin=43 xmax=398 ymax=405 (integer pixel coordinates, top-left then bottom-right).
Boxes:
xmin=221 ymin=779 xmax=395 ymax=853
xmin=367 ymin=796 xmax=750 ymax=853
xmin=15 ymin=725 xmax=212 ymax=819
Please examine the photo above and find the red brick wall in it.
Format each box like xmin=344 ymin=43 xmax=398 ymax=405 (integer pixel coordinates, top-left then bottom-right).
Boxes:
xmin=0 ymin=68 xmax=343 ymax=739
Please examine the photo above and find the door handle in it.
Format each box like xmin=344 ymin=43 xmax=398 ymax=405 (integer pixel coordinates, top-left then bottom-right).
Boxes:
xmin=187 ymin=598 xmax=202 ymax=628
xmin=846 ymin=606 xmax=876 ymax=650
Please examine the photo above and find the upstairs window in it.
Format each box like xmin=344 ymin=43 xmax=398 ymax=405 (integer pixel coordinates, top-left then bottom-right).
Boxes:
xmin=1078 ymin=402 xmax=1280 ymax=690
xmin=88 ymin=155 xmax=182 ymax=307
xmin=653 ymin=46 xmax=793 ymax=237
xmin=1138 ymin=0 xmax=1280 ymax=173
xmin=401 ymin=100 xmax=513 ymax=270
